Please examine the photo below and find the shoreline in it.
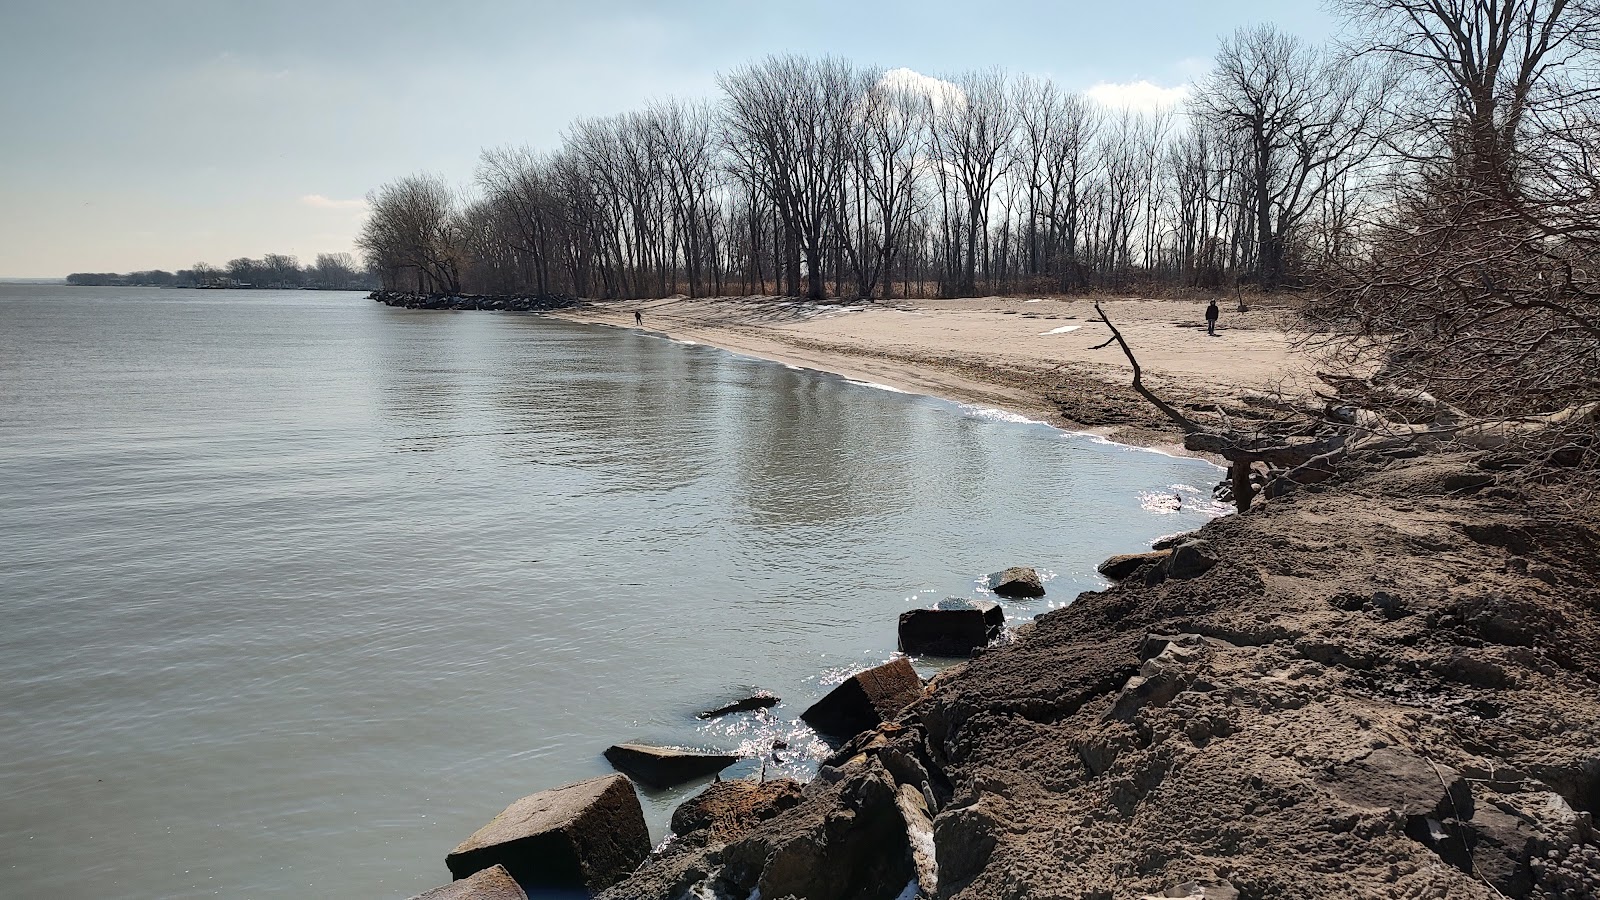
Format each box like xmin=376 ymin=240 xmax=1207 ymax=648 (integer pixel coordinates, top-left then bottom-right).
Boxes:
xmin=548 ymin=294 xmax=1324 ymax=462
xmin=596 ymin=317 xmax=1225 ymax=469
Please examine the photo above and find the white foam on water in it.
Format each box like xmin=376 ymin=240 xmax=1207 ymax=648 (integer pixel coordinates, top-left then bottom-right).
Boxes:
xmin=959 ymin=404 xmax=1044 ymax=425
xmin=846 ymin=379 xmax=910 ymax=393
xmin=1040 ymin=325 xmax=1081 ymax=335
xmin=671 ymin=338 xmax=698 ymax=346
xmin=1138 ymin=490 xmax=1184 ymax=513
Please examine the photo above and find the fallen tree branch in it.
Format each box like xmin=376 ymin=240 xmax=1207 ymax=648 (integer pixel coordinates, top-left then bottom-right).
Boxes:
xmin=1091 ymin=302 xmax=1202 ymax=434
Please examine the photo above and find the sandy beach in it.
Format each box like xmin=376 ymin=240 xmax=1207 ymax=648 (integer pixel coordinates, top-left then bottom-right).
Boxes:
xmin=553 ymin=295 xmax=1322 ymax=454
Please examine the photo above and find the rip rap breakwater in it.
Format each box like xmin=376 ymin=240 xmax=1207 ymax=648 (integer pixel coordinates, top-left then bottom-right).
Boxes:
xmin=369 ymin=290 xmax=579 ymax=312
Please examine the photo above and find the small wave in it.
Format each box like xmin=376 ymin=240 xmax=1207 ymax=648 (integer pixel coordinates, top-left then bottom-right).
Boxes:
xmin=671 ymin=338 xmax=699 ymax=346
xmin=959 ymin=404 xmax=1043 ymax=425
xmin=845 ymin=379 xmax=909 ymax=393
xmin=1039 ymin=325 xmax=1081 ymax=335
xmin=1138 ymin=490 xmax=1184 ymax=513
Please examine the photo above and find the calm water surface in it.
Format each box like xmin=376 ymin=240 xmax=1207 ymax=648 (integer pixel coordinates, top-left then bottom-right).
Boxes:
xmin=0 ymin=286 xmax=1223 ymax=898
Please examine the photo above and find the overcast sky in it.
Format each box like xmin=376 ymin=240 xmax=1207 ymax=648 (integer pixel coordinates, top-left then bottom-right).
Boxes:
xmin=0 ymin=0 xmax=1337 ymax=277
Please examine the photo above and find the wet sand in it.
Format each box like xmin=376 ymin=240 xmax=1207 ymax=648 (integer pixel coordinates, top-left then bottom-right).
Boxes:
xmin=553 ymin=294 xmax=1322 ymax=455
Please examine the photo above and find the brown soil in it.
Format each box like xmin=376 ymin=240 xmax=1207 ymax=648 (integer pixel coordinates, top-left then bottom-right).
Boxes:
xmin=603 ymin=451 xmax=1600 ymax=899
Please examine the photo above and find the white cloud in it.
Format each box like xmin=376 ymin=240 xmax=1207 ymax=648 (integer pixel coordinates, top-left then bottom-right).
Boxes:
xmin=880 ymin=67 xmax=957 ymax=99
xmin=299 ymin=194 xmax=366 ymax=210
xmin=878 ymin=67 xmax=964 ymax=112
xmin=1084 ymin=80 xmax=1190 ymax=113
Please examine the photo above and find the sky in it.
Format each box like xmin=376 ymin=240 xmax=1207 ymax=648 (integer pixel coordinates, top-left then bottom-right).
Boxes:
xmin=0 ymin=0 xmax=1338 ymax=278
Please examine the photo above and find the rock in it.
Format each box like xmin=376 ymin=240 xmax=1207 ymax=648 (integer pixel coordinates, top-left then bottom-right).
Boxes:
xmin=989 ymin=566 xmax=1045 ymax=598
xmin=445 ymin=774 xmax=649 ymax=896
xmin=896 ymin=783 xmax=938 ymax=897
xmin=1098 ymin=550 xmax=1171 ymax=581
xmin=1151 ymin=532 xmax=1195 ymax=551
xmin=1429 ymin=790 xmax=1587 ymax=895
xmin=602 ymin=744 xmax=740 ymax=789
xmin=898 ymin=598 xmax=1004 ymax=656
xmin=600 ymin=758 xmax=913 ymax=900
xmin=932 ymin=799 xmax=1000 ymax=896
xmin=1165 ymin=540 xmax=1219 ymax=579
xmin=696 ymin=694 xmax=779 ymax=719
xmin=1141 ymin=880 xmax=1239 ymax=900
xmin=1320 ymin=748 xmax=1473 ymax=826
xmin=801 ymin=658 xmax=923 ymax=739
xmin=748 ymin=761 xmax=914 ymax=900
xmin=669 ymin=778 xmax=804 ymax=845
xmin=411 ymin=865 xmax=528 ymax=900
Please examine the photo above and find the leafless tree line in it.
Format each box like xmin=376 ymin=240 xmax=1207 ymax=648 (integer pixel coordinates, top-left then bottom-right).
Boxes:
xmin=359 ymin=26 xmax=1391 ymax=301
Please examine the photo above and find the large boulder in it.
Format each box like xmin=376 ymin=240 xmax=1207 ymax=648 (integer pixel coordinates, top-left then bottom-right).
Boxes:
xmin=989 ymin=566 xmax=1045 ymax=597
xmin=411 ymin=864 xmax=528 ymax=900
xmin=602 ymin=744 xmax=740 ymax=789
xmin=445 ymin=774 xmax=649 ymax=897
xmin=598 ymin=758 xmax=914 ymax=900
xmin=1166 ymin=539 xmax=1220 ymax=579
xmin=696 ymin=694 xmax=779 ymax=719
xmin=801 ymin=658 xmax=923 ymax=739
xmin=898 ymin=599 xmax=1004 ymax=656
xmin=1098 ymin=550 xmax=1171 ymax=581
xmin=1151 ymin=532 xmax=1196 ymax=551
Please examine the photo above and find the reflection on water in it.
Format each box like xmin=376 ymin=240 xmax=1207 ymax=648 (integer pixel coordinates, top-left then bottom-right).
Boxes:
xmin=0 ymin=286 xmax=1224 ymax=899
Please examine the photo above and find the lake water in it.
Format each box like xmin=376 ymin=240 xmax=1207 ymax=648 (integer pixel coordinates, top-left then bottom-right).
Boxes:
xmin=0 ymin=286 xmax=1224 ymax=898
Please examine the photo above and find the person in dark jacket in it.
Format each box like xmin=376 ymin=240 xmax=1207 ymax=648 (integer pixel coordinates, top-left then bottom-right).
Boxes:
xmin=1205 ymin=299 xmax=1220 ymax=335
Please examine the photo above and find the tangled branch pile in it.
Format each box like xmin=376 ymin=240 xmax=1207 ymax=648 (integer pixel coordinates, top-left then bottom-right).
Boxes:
xmin=1308 ymin=0 xmax=1600 ymax=467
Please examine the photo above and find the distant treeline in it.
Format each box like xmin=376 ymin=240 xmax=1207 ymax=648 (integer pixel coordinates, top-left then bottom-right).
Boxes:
xmin=68 ymin=252 xmax=376 ymax=290
xmin=358 ymin=24 xmax=1396 ymax=301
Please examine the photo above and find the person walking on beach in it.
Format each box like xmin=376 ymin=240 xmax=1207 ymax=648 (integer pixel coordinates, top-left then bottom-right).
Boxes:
xmin=1205 ymin=299 xmax=1220 ymax=336
xmin=634 ymin=309 xmax=643 ymax=327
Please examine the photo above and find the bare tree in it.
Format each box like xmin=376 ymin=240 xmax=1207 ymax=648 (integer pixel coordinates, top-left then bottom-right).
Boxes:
xmin=926 ymin=69 xmax=1017 ymax=295
xmin=1193 ymin=25 xmax=1390 ymax=290
xmin=357 ymin=173 xmax=464 ymax=294
xmin=721 ymin=55 xmax=865 ymax=300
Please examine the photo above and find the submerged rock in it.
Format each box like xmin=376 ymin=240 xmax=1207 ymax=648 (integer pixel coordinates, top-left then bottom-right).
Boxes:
xmin=696 ymin=694 xmax=780 ymax=719
xmin=801 ymin=658 xmax=923 ymax=740
xmin=989 ymin=566 xmax=1045 ymax=598
xmin=410 ymin=864 xmax=527 ymax=900
xmin=445 ymin=774 xmax=648 ymax=896
xmin=602 ymin=744 xmax=740 ymax=789
xmin=898 ymin=598 xmax=1004 ymax=656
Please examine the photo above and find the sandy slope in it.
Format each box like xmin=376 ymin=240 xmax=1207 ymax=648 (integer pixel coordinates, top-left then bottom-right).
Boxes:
xmin=551 ymin=295 xmax=1322 ymax=454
